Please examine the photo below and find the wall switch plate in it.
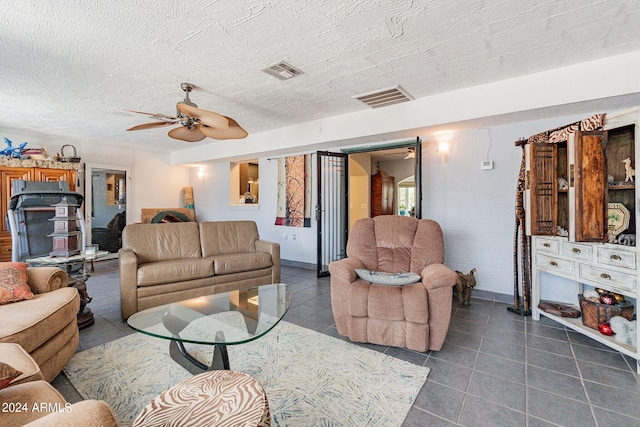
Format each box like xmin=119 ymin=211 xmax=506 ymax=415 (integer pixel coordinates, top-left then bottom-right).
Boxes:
xmin=481 ymin=160 xmax=494 ymax=170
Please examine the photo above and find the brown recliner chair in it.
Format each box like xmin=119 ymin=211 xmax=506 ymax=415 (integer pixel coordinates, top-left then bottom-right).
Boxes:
xmin=329 ymin=216 xmax=457 ymax=352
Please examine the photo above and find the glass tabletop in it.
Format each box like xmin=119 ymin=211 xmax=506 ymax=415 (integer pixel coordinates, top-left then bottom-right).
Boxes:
xmin=127 ymin=283 xmax=292 ymax=346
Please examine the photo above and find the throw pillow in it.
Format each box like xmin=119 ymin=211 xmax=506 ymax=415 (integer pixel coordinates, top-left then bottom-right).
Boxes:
xmin=355 ymin=269 xmax=421 ymax=286
xmin=0 ymin=361 xmax=22 ymax=389
xmin=0 ymin=262 xmax=34 ymax=304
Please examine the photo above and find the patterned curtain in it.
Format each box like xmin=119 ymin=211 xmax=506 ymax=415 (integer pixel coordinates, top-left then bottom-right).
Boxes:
xmin=275 ymin=154 xmax=312 ymax=227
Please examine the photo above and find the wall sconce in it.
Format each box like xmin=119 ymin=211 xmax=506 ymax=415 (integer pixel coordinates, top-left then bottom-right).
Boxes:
xmin=197 ymin=167 xmax=205 ymax=179
xmin=436 ymin=133 xmax=452 ymax=164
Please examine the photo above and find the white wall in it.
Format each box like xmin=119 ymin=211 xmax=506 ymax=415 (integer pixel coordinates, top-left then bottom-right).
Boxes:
xmin=192 ymin=159 xmax=317 ymax=264
xmin=186 ymin=111 xmax=605 ymax=298
xmin=421 ymin=113 xmax=598 ymax=296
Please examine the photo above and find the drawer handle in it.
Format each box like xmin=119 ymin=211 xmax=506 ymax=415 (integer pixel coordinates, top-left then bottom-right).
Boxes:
xmin=543 ymin=243 xmax=551 ymax=248
xmin=572 ymin=248 xmax=581 ymax=254
xmin=4 ymin=248 xmax=10 ymax=252
xmin=610 ymin=254 xmax=621 ymax=261
xmin=600 ymin=273 xmax=611 ymax=280
xmin=550 ymin=261 xmax=558 ymax=267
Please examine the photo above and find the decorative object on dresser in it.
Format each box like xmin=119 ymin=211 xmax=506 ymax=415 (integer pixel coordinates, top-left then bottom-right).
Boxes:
xmin=522 ymin=105 xmax=640 ymax=372
xmin=610 ymin=316 xmax=638 ymax=347
xmin=454 ymin=268 xmax=477 ymax=307
xmin=623 ymin=157 xmax=635 ymax=182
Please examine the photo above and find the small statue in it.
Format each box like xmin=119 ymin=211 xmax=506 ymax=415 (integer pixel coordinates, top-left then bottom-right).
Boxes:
xmin=454 ymin=268 xmax=476 ymax=307
xmin=557 ymin=177 xmax=568 ymax=190
xmin=623 ymin=157 xmax=635 ymax=182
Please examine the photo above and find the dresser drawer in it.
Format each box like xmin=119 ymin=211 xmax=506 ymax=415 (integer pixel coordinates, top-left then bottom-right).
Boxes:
xmin=536 ymin=254 xmax=574 ymax=276
xmin=597 ymin=247 xmax=636 ymax=270
xmin=535 ymin=238 xmax=559 ymax=254
xmin=561 ymin=242 xmax=592 ymax=261
xmin=579 ymin=264 xmax=637 ymax=292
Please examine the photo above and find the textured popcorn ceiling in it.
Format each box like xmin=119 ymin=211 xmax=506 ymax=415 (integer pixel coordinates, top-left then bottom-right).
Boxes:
xmin=1 ymin=0 xmax=640 ymax=153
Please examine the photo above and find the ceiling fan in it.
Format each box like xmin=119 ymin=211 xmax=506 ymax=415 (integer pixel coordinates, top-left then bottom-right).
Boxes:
xmin=126 ymin=83 xmax=248 ymax=142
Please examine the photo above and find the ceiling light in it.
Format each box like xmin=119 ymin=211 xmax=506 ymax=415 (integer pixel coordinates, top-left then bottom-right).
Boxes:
xmin=262 ymin=61 xmax=304 ymax=80
xmin=354 ymin=86 xmax=414 ymax=108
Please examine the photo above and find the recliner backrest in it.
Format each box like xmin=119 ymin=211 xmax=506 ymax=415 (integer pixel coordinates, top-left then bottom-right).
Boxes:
xmin=346 ymin=216 xmax=445 ymax=273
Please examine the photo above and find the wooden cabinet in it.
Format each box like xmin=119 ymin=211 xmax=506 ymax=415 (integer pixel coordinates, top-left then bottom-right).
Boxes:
xmin=371 ymin=173 xmax=394 ymax=217
xmin=0 ymin=163 xmax=78 ymax=262
xmin=527 ymin=106 xmax=640 ymax=370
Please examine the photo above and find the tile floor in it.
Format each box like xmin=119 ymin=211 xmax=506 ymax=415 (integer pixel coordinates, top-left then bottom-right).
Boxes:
xmin=53 ymin=259 xmax=640 ymax=426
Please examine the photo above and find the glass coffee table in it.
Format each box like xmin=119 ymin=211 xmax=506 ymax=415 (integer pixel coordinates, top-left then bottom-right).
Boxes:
xmin=127 ymin=284 xmax=292 ymax=373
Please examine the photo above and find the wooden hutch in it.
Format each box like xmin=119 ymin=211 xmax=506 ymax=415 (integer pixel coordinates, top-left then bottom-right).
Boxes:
xmin=526 ymin=106 xmax=640 ymax=370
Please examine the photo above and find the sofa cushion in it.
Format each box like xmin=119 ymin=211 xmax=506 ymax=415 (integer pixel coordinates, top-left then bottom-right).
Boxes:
xmin=122 ymin=223 xmax=201 ymax=263
xmin=212 ymin=252 xmax=272 ymax=275
xmin=0 ymin=262 xmax=34 ymax=304
xmin=0 ymin=288 xmax=79 ymax=354
xmin=200 ymin=221 xmax=259 ymax=256
xmin=137 ymin=259 xmax=215 ymax=287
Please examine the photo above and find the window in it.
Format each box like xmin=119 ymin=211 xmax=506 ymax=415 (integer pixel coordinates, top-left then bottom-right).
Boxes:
xmin=397 ymin=176 xmax=415 ymax=216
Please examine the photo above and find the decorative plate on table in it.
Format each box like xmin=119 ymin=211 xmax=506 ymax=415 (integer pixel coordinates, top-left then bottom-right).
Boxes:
xmin=607 ymin=202 xmax=630 ymax=237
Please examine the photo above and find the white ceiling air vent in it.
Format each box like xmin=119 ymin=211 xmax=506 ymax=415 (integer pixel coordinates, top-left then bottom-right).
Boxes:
xmin=353 ymin=86 xmax=414 ymax=108
xmin=261 ymin=61 xmax=304 ymax=80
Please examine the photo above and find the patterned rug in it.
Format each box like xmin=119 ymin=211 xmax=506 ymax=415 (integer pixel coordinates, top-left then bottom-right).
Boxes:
xmin=64 ymin=321 xmax=429 ymax=426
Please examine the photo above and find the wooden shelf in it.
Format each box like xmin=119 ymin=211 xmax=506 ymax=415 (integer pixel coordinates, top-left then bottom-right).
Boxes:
xmin=539 ymin=309 xmax=637 ymax=359
xmin=609 ymin=183 xmax=636 ymax=190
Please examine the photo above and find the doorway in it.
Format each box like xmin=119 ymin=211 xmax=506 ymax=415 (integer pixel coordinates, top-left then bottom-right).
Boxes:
xmin=84 ymin=163 xmax=132 ymax=256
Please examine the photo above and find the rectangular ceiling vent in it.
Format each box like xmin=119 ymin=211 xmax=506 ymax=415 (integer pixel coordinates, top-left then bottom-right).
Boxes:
xmin=353 ymin=86 xmax=414 ymax=108
xmin=262 ymin=61 xmax=304 ymax=80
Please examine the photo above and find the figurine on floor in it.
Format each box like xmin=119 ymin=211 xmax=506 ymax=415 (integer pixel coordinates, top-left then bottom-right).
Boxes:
xmin=454 ymin=268 xmax=477 ymax=307
xmin=609 ymin=316 xmax=637 ymax=347
xmin=623 ymin=157 xmax=635 ymax=182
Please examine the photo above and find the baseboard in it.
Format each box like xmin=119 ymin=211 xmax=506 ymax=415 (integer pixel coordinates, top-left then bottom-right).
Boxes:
xmin=281 ymin=259 xmax=316 ymax=270
xmin=467 ymin=288 xmax=513 ymax=304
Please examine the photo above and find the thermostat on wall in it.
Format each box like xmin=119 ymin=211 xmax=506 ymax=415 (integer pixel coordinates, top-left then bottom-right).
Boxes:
xmin=481 ymin=160 xmax=494 ymax=170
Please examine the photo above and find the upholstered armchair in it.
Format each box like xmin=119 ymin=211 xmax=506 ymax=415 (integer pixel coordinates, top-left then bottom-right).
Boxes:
xmin=329 ymin=216 xmax=457 ymax=352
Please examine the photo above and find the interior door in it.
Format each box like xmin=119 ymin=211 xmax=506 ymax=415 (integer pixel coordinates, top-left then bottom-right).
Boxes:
xmin=84 ymin=163 xmax=132 ymax=255
xmin=413 ymin=137 xmax=423 ymax=219
xmin=316 ymin=151 xmax=348 ymax=277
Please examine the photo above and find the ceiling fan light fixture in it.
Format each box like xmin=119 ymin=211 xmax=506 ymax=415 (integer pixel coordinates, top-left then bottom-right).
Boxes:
xmin=126 ymin=82 xmax=248 ymax=142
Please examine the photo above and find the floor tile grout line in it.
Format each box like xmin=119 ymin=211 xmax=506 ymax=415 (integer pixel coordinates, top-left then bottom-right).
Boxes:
xmin=568 ymin=327 xmax=600 ymax=427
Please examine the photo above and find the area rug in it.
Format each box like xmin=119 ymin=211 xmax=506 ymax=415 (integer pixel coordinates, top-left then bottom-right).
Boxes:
xmin=64 ymin=321 xmax=429 ymax=426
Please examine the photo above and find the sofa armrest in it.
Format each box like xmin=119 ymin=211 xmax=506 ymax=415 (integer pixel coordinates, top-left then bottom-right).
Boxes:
xmin=26 ymin=267 xmax=68 ymax=294
xmin=421 ymin=264 xmax=458 ymax=290
xmin=119 ymin=248 xmax=139 ymax=319
xmin=329 ymin=258 xmax=366 ymax=283
xmin=255 ymin=240 xmax=281 ymax=283
xmin=24 ymin=400 xmax=119 ymax=427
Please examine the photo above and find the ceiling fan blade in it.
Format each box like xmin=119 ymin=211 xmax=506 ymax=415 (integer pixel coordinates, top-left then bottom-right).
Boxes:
xmin=176 ymin=103 xmax=229 ymax=129
xmin=127 ymin=122 xmax=175 ymax=131
xmin=168 ymin=126 xmax=207 ymax=142
xmin=196 ymin=119 xmax=248 ymax=140
xmin=124 ymin=109 xmax=179 ymax=121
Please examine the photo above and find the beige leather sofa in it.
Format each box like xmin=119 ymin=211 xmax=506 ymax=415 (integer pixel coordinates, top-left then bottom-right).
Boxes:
xmin=119 ymin=221 xmax=280 ymax=319
xmin=0 ymin=267 xmax=79 ymax=382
